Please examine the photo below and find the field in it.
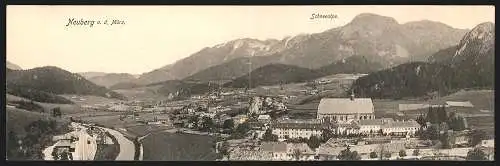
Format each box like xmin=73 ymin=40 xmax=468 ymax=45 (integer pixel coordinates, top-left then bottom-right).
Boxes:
xmin=466 ymin=116 xmax=495 ymax=138
xmin=124 ymin=125 xmax=172 ymax=137
xmin=60 ymin=94 xmax=124 ymax=105
xmin=113 ymin=85 xmax=170 ymax=102
xmin=141 ymin=132 xmax=217 ymax=161
xmin=7 ymin=94 xmax=82 ymax=115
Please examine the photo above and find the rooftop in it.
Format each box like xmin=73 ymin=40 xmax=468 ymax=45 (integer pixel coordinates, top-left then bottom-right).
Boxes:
xmin=382 ymin=120 xmax=420 ymax=128
xmin=261 ymin=142 xmax=287 ymax=153
xmin=54 ymin=140 xmax=73 ymax=147
xmin=287 ymin=143 xmax=315 ymax=155
xmin=318 ymin=98 xmax=374 ymax=114
xmin=446 ymin=101 xmax=474 ymax=108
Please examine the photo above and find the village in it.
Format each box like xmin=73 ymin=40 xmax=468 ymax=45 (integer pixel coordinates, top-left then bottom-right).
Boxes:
xmin=50 ymin=73 xmax=494 ymax=161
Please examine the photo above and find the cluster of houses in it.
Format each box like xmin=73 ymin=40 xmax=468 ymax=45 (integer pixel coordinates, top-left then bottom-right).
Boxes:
xmin=220 ymin=92 xmax=495 ymax=161
xmin=46 ymin=123 xmax=108 ymax=160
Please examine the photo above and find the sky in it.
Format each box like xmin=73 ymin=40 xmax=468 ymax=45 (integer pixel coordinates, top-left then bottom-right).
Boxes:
xmin=7 ymin=5 xmax=495 ymax=74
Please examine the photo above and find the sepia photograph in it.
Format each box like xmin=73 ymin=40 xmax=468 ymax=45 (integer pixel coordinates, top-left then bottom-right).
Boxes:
xmin=5 ymin=5 xmax=495 ymax=161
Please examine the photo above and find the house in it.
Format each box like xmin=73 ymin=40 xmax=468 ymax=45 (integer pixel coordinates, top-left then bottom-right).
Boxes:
xmin=229 ymin=147 xmax=273 ymax=160
xmin=478 ymin=139 xmax=494 ymax=148
xmin=357 ymin=119 xmax=387 ymax=134
xmin=108 ymin=104 xmax=130 ymax=112
xmin=446 ymin=101 xmax=474 ymax=108
xmin=271 ymin=119 xmax=327 ymax=140
xmin=398 ymin=104 xmax=430 ymax=111
xmin=286 ymin=143 xmax=316 ymax=160
xmin=232 ymin=115 xmax=248 ymax=125
xmin=260 ymin=142 xmax=288 ymax=161
xmin=317 ymin=143 xmax=345 ymax=160
xmin=54 ymin=139 xmax=76 ymax=153
xmin=445 ymin=101 xmax=476 ymax=113
xmin=258 ymin=115 xmax=271 ymax=123
xmin=317 ymin=94 xmax=375 ymax=124
xmin=349 ymin=144 xmax=381 ymax=159
xmin=337 ymin=123 xmax=360 ymax=135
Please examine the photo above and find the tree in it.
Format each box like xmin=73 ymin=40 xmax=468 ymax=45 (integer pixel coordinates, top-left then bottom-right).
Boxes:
xmin=307 ymin=136 xmax=321 ymax=150
xmin=188 ymin=115 xmax=200 ymax=129
xmin=426 ymin=107 xmax=438 ymax=124
xmin=439 ymin=131 xmax=451 ymax=149
xmin=399 ymin=150 xmax=407 ymax=157
xmin=7 ymin=131 xmax=20 ymax=159
xmin=469 ymin=129 xmax=487 ymax=146
xmin=416 ymin=114 xmax=427 ymax=127
xmin=235 ymin=122 xmax=250 ymax=134
xmin=200 ymin=117 xmax=215 ymax=132
xmin=262 ymin=128 xmax=278 ymax=141
xmin=292 ymin=149 xmax=302 ymax=161
xmin=369 ymin=151 xmax=378 ymax=159
xmin=412 ymin=149 xmax=420 ymax=156
xmin=320 ymin=129 xmax=334 ymax=142
xmin=338 ymin=147 xmax=361 ymax=160
xmin=422 ymin=125 xmax=439 ymax=140
xmin=222 ymin=119 xmax=235 ymax=130
xmin=466 ymin=148 xmax=487 ymax=161
xmin=436 ymin=106 xmax=448 ymax=123
xmin=51 ymin=107 xmax=62 ymax=117
xmin=59 ymin=151 xmax=69 ymax=160
xmin=218 ymin=141 xmax=230 ymax=157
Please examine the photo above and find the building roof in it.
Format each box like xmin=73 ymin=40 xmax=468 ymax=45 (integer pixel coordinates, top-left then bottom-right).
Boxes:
xmin=272 ymin=119 xmax=329 ymax=130
xmin=382 ymin=120 xmax=420 ymax=128
xmin=398 ymin=104 xmax=430 ymax=111
xmin=258 ymin=115 xmax=271 ymax=120
xmin=54 ymin=140 xmax=73 ymax=147
xmin=318 ymin=145 xmax=344 ymax=156
xmin=287 ymin=143 xmax=315 ymax=155
xmin=446 ymin=101 xmax=474 ymax=108
xmin=318 ymin=98 xmax=374 ymax=114
xmin=349 ymin=144 xmax=380 ymax=154
xmin=261 ymin=142 xmax=287 ymax=153
xmin=230 ymin=147 xmax=273 ymax=160
xmin=358 ymin=119 xmax=385 ymax=126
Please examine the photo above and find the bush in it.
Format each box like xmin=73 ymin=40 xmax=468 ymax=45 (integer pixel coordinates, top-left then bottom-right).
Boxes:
xmin=412 ymin=149 xmax=420 ymax=156
xmin=399 ymin=150 xmax=407 ymax=157
xmin=369 ymin=152 xmax=378 ymax=158
xmin=466 ymin=148 xmax=487 ymax=160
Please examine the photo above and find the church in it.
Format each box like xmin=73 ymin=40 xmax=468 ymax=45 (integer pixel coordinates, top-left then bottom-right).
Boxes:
xmin=317 ymin=93 xmax=375 ymax=123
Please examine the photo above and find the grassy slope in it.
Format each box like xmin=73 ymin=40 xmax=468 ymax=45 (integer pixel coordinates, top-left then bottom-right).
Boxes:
xmin=142 ymin=132 xmax=217 ymax=161
xmin=6 ymin=107 xmax=70 ymax=137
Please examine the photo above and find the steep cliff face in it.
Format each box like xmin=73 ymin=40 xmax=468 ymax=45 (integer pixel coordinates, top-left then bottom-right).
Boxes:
xmin=352 ymin=22 xmax=495 ymax=99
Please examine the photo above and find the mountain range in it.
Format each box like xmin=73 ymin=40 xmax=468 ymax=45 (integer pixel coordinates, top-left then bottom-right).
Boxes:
xmin=6 ymin=67 xmax=127 ymax=103
xmin=7 ymin=61 xmax=22 ymax=70
xmin=351 ymin=22 xmax=495 ymax=99
xmin=131 ymin=13 xmax=467 ymax=85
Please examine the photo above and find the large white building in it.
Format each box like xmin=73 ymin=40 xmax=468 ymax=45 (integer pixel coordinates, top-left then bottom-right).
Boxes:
xmin=271 ymin=119 xmax=328 ymax=140
xmin=381 ymin=120 xmax=420 ymax=136
xmin=317 ymin=96 xmax=375 ymax=123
